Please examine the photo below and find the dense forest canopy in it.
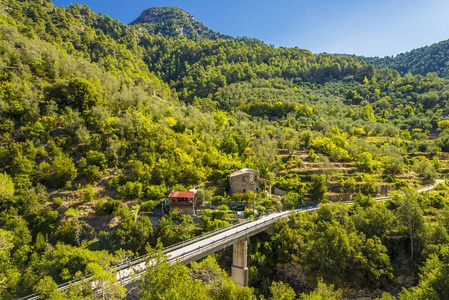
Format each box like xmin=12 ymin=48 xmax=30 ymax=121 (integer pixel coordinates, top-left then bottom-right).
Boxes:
xmin=0 ymin=0 xmax=449 ymax=299
xmin=357 ymin=39 xmax=449 ymax=79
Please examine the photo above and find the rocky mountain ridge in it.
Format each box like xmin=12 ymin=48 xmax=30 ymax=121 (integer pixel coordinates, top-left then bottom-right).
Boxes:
xmin=129 ymin=6 xmax=232 ymax=41
xmin=130 ymin=7 xmax=195 ymax=25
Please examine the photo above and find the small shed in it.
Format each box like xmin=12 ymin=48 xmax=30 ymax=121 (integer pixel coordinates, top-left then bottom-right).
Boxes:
xmin=167 ymin=190 xmax=197 ymax=215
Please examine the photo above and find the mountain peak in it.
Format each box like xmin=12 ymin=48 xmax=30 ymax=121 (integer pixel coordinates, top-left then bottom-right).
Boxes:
xmin=129 ymin=7 xmax=194 ymax=25
xmin=129 ymin=6 xmax=232 ymax=41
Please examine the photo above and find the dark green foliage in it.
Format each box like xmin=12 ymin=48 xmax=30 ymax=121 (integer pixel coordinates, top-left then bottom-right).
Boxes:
xmin=140 ymin=200 xmax=158 ymax=212
xmin=283 ymin=191 xmax=303 ymax=209
xmin=46 ymin=78 xmax=101 ymax=112
xmin=195 ymin=189 xmax=212 ymax=206
xmin=81 ymin=164 xmax=102 ymax=183
xmin=310 ymin=174 xmax=327 ymax=202
xmin=199 ymin=215 xmax=229 ymax=232
xmin=352 ymin=205 xmax=395 ymax=241
xmin=398 ymin=245 xmax=449 ymax=299
xmin=157 ymin=210 xmax=195 ymax=246
xmin=41 ymin=152 xmax=77 ymax=188
xmin=31 ymin=209 xmax=59 ymax=237
xmin=117 ymin=215 xmax=153 ymax=253
xmin=1 ymin=0 xmax=449 ymax=297
xmin=85 ymin=151 xmax=107 ymax=170
xmin=211 ymin=195 xmax=227 ymax=205
xmin=361 ymin=39 xmax=449 ymax=78
xmin=97 ymin=198 xmax=127 ymax=217
xmin=0 ymin=210 xmax=32 ymax=250
xmin=305 ymin=222 xmax=393 ymax=287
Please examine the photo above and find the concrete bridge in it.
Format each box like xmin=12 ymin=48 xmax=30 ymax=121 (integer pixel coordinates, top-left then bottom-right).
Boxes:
xmin=18 ymin=180 xmax=444 ymax=299
xmin=135 ymin=206 xmax=319 ymax=286
xmin=19 ymin=206 xmax=319 ymax=300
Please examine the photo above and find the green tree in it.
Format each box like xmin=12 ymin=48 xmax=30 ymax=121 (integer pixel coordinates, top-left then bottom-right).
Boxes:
xmin=139 ymin=246 xmax=211 ymax=300
xmin=85 ymin=150 xmax=107 ymax=170
xmin=0 ymin=229 xmax=20 ymax=298
xmin=414 ymin=160 xmax=437 ymax=180
xmin=85 ymin=261 xmax=126 ymax=300
xmin=47 ymin=153 xmax=77 ymax=188
xmin=196 ymin=189 xmax=213 ymax=207
xmin=398 ymin=245 xmax=449 ymax=300
xmin=300 ymin=280 xmax=342 ymax=300
xmin=352 ymin=204 xmax=395 ymax=241
xmin=0 ymin=173 xmax=14 ymax=200
xmin=357 ymin=152 xmax=375 ymax=172
xmin=394 ymin=189 xmax=429 ymax=265
xmin=310 ymin=174 xmax=327 ymax=202
xmin=305 ymin=221 xmax=392 ymax=287
xmin=361 ymin=105 xmax=375 ymax=121
xmin=157 ymin=210 xmax=196 ymax=246
xmin=269 ymin=281 xmax=296 ymax=300
xmin=117 ymin=215 xmax=153 ymax=253
xmin=271 ymin=218 xmax=303 ymax=263
xmin=47 ymin=77 xmax=101 ymax=112
xmin=33 ymin=276 xmax=63 ymax=300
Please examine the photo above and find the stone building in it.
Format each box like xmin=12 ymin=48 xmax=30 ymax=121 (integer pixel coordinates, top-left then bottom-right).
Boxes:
xmin=228 ymin=169 xmax=271 ymax=195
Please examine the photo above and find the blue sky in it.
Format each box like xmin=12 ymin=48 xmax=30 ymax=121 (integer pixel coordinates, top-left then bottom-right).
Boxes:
xmin=53 ymin=0 xmax=449 ymax=57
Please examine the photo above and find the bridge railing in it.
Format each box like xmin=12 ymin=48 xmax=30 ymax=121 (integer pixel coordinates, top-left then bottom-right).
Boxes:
xmin=131 ymin=217 xmax=256 ymax=264
xmin=117 ymin=209 xmax=304 ymax=283
xmin=19 ymin=180 xmax=445 ymax=300
xmin=17 ymin=215 xmax=260 ymax=300
xmin=173 ymin=206 xmax=319 ymax=264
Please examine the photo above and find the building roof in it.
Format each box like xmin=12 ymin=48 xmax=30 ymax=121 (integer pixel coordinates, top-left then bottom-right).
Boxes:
xmin=228 ymin=168 xmax=257 ymax=178
xmin=168 ymin=191 xmax=195 ymax=198
xmin=256 ymin=178 xmax=271 ymax=183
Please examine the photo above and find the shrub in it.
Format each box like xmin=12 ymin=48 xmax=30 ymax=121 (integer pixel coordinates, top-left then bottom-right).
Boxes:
xmin=83 ymin=164 xmax=102 ymax=183
xmin=428 ymin=193 xmax=447 ymax=209
xmin=97 ymin=198 xmax=127 ymax=217
xmin=211 ymin=196 xmax=227 ymax=205
xmin=414 ymin=160 xmax=438 ymax=179
xmin=140 ymin=200 xmax=158 ymax=212
xmin=118 ymin=181 xmax=144 ymax=199
xmin=53 ymin=197 xmax=64 ymax=206
xmin=195 ymin=190 xmax=212 ymax=206
xmin=85 ymin=150 xmax=107 ymax=169
xmin=394 ymin=179 xmax=410 ymax=189
xmin=385 ymin=155 xmax=404 ymax=174
xmin=145 ymin=184 xmax=168 ymax=201
xmin=199 ymin=215 xmax=229 ymax=232
xmin=244 ymin=211 xmax=255 ymax=219
xmin=83 ymin=184 xmax=95 ymax=201
xmin=217 ymin=204 xmax=228 ymax=210
xmin=202 ymin=209 xmax=231 ymax=220
xmin=284 ymin=192 xmax=302 ymax=209
xmin=360 ymin=179 xmax=377 ymax=196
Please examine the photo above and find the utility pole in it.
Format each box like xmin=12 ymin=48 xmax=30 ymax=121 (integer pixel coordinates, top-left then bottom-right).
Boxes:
xmin=253 ymin=192 xmax=256 ymax=214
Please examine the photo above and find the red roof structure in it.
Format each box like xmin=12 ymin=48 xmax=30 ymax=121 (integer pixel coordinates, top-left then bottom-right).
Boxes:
xmin=168 ymin=191 xmax=195 ymax=198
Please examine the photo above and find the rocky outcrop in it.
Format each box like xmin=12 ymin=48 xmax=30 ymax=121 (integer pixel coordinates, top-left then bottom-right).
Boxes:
xmin=129 ymin=7 xmax=194 ymax=25
xmin=129 ymin=7 xmax=232 ymax=41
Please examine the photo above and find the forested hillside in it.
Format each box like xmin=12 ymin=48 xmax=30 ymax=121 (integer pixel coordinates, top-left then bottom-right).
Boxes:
xmin=129 ymin=7 xmax=232 ymax=41
xmin=0 ymin=0 xmax=449 ymax=299
xmin=359 ymin=39 xmax=449 ymax=78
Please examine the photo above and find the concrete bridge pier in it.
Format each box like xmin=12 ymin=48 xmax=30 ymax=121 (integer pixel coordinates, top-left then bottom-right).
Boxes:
xmin=231 ymin=237 xmax=248 ymax=286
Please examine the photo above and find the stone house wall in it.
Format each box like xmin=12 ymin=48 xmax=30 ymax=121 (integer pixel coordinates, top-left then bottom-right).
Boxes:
xmin=229 ymin=171 xmax=261 ymax=194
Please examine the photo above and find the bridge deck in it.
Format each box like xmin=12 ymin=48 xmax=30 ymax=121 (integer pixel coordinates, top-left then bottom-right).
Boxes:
xmin=18 ymin=179 xmax=444 ymax=300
